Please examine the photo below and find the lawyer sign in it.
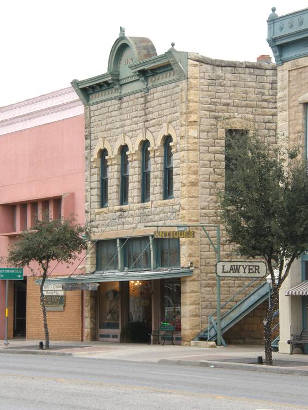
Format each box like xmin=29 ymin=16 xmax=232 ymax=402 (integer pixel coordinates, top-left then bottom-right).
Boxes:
xmin=216 ymin=261 xmax=267 ymax=278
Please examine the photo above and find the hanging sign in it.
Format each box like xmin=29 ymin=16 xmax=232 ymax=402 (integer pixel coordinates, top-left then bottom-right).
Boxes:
xmin=216 ymin=261 xmax=267 ymax=277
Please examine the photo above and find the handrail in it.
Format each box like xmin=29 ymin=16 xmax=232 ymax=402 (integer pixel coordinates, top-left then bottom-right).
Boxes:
xmin=209 ymin=277 xmax=265 ymax=323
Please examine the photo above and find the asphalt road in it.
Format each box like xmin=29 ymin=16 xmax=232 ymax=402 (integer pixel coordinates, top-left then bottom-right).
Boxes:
xmin=0 ymin=354 xmax=307 ymax=409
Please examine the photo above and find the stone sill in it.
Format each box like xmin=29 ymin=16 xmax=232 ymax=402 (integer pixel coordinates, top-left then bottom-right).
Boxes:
xmin=94 ymin=198 xmax=177 ymax=215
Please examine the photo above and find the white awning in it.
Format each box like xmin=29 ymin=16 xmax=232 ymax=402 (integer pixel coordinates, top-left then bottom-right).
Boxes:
xmin=285 ymin=281 xmax=308 ymax=296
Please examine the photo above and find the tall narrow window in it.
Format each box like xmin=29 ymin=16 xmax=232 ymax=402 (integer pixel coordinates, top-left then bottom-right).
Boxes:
xmin=20 ymin=204 xmax=27 ymax=231
xmin=42 ymin=200 xmax=50 ymax=221
xmin=100 ymin=149 xmax=108 ymax=208
xmin=141 ymin=140 xmax=151 ymax=202
xmin=120 ymin=145 xmax=129 ymax=205
xmin=163 ymin=136 xmax=173 ymax=199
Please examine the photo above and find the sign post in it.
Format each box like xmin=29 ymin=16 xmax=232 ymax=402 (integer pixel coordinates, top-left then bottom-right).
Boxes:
xmin=0 ymin=268 xmax=24 ymax=346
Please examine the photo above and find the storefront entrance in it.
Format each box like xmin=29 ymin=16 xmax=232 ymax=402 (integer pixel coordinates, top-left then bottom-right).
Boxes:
xmin=14 ymin=279 xmax=26 ymax=337
xmin=97 ymin=278 xmax=181 ymax=343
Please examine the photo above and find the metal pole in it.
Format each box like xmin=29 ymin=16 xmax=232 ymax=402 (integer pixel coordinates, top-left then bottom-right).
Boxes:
xmin=4 ymin=280 xmax=8 ymax=346
xmin=216 ymin=226 xmax=222 ymax=346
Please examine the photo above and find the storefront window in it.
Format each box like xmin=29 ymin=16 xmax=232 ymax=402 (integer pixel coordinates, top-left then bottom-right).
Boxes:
xmin=155 ymin=238 xmax=180 ymax=267
xmin=98 ymin=282 xmax=120 ymax=329
xmin=163 ymin=278 xmax=181 ymax=331
xmin=96 ymin=240 xmax=118 ymax=271
xmin=123 ymin=237 xmax=151 ymax=270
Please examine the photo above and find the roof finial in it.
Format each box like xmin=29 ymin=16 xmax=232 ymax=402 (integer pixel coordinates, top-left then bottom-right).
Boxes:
xmin=268 ymin=7 xmax=278 ymax=21
xmin=171 ymin=42 xmax=175 ymax=48
xmin=120 ymin=27 xmax=125 ymax=37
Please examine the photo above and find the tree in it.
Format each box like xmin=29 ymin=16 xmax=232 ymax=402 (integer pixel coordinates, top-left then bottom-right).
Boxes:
xmin=8 ymin=218 xmax=87 ymax=349
xmin=220 ymin=135 xmax=308 ymax=365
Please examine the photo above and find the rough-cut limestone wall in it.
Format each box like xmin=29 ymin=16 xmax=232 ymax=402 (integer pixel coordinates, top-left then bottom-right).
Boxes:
xmin=192 ymin=54 xmax=277 ymax=341
xmin=84 ymin=76 xmax=202 ymax=343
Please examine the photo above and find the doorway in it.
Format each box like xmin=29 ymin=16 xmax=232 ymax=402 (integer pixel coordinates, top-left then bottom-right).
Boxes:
xmin=14 ymin=279 xmax=26 ymax=337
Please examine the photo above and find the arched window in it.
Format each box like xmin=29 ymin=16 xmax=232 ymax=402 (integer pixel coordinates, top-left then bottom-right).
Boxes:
xmin=163 ymin=136 xmax=173 ymax=199
xmin=141 ymin=140 xmax=151 ymax=202
xmin=120 ymin=145 xmax=129 ymax=205
xmin=100 ymin=149 xmax=108 ymax=208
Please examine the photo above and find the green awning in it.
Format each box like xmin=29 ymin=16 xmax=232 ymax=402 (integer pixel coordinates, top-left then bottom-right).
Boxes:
xmin=38 ymin=267 xmax=193 ymax=287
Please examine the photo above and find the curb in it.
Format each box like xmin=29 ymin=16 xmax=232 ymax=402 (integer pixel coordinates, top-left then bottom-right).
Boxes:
xmin=159 ymin=359 xmax=308 ymax=376
xmin=0 ymin=349 xmax=72 ymax=356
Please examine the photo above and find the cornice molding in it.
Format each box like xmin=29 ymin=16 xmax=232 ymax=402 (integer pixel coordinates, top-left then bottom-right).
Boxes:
xmin=0 ymin=87 xmax=83 ymax=135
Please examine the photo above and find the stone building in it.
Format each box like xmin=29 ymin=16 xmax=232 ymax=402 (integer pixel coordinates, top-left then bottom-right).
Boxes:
xmin=67 ymin=28 xmax=277 ymax=344
xmin=0 ymin=88 xmax=85 ymax=341
xmin=267 ymin=6 xmax=308 ymax=354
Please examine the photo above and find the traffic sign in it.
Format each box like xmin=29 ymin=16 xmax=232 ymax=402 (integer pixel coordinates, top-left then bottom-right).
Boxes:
xmin=0 ymin=268 xmax=23 ymax=280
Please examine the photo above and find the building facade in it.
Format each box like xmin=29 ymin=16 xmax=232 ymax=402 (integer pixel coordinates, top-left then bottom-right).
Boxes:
xmin=69 ymin=29 xmax=277 ymax=344
xmin=0 ymin=87 xmax=85 ymax=341
xmin=268 ymin=6 xmax=308 ymax=354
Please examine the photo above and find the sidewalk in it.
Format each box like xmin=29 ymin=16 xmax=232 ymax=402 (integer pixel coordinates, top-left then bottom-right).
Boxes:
xmin=1 ymin=339 xmax=308 ymax=376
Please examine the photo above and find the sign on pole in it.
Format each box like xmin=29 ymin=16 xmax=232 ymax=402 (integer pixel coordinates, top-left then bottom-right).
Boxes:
xmin=0 ymin=268 xmax=23 ymax=280
xmin=216 ymin=261 xmax=267 ymax=278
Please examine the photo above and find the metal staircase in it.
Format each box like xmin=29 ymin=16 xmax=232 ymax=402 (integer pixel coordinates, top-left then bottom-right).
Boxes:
xmin=196 ymin=279 xmax=271 ymax=345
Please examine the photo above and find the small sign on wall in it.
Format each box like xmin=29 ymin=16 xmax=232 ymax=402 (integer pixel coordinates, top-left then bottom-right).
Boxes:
xmin=43 ymin=283 xmax=65 ymax=311
xmin=216 ymin=261 xmax=267 ymax=278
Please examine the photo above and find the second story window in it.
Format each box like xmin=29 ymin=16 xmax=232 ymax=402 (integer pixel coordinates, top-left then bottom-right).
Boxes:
xmin=120 ymin=145 xmax=129 ymax=205
xmin=100 ymin=149 xmax=108 ymax=208
xmin=163 ymin=136 xmax=173 ymax=199
xmin=141 ymin=140 xmax=151 ymax=202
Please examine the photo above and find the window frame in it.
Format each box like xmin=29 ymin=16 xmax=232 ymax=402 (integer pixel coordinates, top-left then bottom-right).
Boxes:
xmin=163 ymin=136 xmax=173 ymax=199
xmin=100 ymin=149 xmax=108 ymax=208
xmin=120 ymin=145 xmax=129 ymax=205
xmin=141 ymin=140 xmax=151 ymax=203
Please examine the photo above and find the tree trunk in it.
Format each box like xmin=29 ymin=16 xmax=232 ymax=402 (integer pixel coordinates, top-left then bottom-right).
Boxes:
xmin=263 ymin=287 xmax=279 ymax=365
xmin=40 ymin=270 xmax=50 ymax=349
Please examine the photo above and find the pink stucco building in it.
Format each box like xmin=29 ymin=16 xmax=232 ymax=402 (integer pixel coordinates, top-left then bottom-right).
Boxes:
xmin=0 ymin=87 xmax=85 ymax=340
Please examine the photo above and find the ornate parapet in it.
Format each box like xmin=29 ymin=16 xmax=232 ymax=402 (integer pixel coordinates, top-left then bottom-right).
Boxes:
xmin=72 ymin=28 xmax=188 ymax=106
xmin=267 ymin=7 xmax=308 ymax=65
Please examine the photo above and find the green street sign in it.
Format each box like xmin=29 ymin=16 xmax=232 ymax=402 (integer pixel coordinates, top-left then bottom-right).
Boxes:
xmin=0 ymin=268 xmax=23 ymax=280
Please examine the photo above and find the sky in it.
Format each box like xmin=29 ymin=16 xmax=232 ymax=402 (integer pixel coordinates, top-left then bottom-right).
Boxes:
xmin=1 ymin=0 xmax=308 ymax=107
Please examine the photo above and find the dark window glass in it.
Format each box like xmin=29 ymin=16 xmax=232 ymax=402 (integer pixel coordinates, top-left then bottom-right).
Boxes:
xmin=42 ymin=200 xmax=49 ymax=221
xmin=155 ymin=239 xmax=180 ymax=267
xmin=20 ymin=204 xmax=27 ymax=231
xmin=163 ymin=136 xmax=173 ymax=199
xmin=141 ymin=140 xmax=151 ymax=202
xmin=123 ymin=237 xmax=151 ymax=270
xmin=163 ymin=278 xmax=181 ymax=330
xmin=96 ymin=240 xmax=118 ymax=271
xmin=30 ymin=202 xmax=38 ymax=227
xmin=225 ymin=129 xmax=248 ymax=192
xmin=100 ymin=149 xmax=108 ymax=208
xmin=120 ymin=145 xmax=129 ymax=205
xmin=53 ymin=198 xmax=62 ymax=220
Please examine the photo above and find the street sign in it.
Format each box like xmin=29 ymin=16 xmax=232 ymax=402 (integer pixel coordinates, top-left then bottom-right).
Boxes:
xmin=0 ymin=268 xmax=23 ymax=280
xmin=216 ymin=261 xmax=267 ymax=278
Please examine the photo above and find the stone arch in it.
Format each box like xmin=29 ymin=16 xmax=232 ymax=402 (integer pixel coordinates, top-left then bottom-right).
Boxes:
xmin=135 ymin=128 xmax=155 ymax=152
xmin=113 ymin=134 xmax=134 ymax=155
xmin=157 ymin=123 xmax=178 ymax=149
xmin=92 ymin=138 xmax=113 ymax=167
